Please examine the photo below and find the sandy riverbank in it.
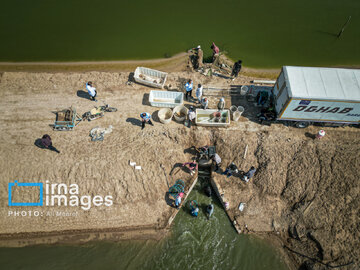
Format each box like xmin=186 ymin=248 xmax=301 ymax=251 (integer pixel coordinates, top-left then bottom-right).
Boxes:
xmin=0 ymin=64 xmax=359 ymax=270
xmin=0 ymin=53 xmax=281 ymax=79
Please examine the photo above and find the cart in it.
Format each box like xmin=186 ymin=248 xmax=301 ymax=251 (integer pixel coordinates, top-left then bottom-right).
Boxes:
xmin=54 ymin=107 xmax=82 ymax=131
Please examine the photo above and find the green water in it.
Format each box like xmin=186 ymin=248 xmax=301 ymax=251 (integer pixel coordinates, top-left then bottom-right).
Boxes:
xmin=0 ymin=174 xmax=288 ymax=270
xmin=0 ymin=0 xmax=359 ymax=67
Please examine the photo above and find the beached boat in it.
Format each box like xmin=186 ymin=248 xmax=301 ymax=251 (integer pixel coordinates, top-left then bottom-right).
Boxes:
xmin=134 ymin=67 xmax=168 ymax=88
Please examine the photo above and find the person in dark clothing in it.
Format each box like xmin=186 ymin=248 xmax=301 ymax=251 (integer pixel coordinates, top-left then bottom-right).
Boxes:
xmin=242 ymin=166 xmax=256 ymax=182
xmin=207 ymin=204 xmax=214 ymax=219
xmin=41 ymin=134 xmax=60 ymax=153
xmin=231 ymin=60 xmax=242 ymax=80
xmin=222 ymin=162 xmax=238 ymax=178
xmin=204 ymin=185 xmax=212 ymax=197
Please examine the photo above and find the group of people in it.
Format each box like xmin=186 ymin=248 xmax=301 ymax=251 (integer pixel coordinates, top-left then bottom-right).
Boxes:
xmin=222 ymin=162 xmax=257 ymax=182
xmin=189 ymin=43 xmax=243 ymax=81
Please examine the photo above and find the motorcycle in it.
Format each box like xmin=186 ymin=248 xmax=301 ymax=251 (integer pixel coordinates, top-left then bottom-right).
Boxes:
xmin=83 ymin=103 xmax=117 ymax=121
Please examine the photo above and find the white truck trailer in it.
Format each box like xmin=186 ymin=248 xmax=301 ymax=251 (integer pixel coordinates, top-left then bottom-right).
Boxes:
xmin=272 ymin=66 xmax=360 ymax=128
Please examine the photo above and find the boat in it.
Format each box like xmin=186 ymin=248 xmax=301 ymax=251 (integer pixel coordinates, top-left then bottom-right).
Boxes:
xmin=134 ymin=67 xmax=168 ymax=88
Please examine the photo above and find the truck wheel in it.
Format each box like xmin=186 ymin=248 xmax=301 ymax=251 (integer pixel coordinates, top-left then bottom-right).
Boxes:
xmin=295 ymin=121 xmax=310 ymax=128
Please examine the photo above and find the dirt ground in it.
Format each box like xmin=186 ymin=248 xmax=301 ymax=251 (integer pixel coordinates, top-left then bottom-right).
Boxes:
xmin=0 ymin=61 xmax=359 ymax=270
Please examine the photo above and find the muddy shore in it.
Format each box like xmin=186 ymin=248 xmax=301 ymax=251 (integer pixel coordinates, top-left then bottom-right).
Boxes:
xmin=0 ymin=57 xmax=359 ymax=270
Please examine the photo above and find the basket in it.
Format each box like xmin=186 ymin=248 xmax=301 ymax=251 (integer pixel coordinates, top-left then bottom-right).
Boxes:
xmin=230 ymin=105 xmax=238 ymax=115
xmin=173 ymin=105 xmax=188 ymax=122
xmin=158 ymin=108 xmax=173 ymax=124
xmin=240 ymin=85 xmax=248 ymax=96
xmin=232 ymin=111 xmax=241 ymax=121
xmin=237 ymin=106 xmax=245 ymax=116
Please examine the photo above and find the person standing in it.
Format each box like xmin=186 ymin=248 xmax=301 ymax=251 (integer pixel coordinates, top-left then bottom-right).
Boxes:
xmin=41 ymin=134 xmax=60 ymax=153
xmin=195 ymin=84 xmax=203 ymax=104
xmin=185 ymin=79 xmax=193 ymax=100
xmin=196 ymin=46 xmax=204 ymax=69
xmin=211 ymin=42 xmax=220 ymax=62
xmin=211 ymin=153 xmax=222 ymax=171
xmin=140 ymin=112 xmax=154 ymax=130
xmin=187 ymin=106 xmax=196 ymax=128
xmin=201 ymin=97 xmax=209 ymax=109
xmin=231 ymin=60 xmax=242 ymax=80
xmin=217 ymin=97 xmax=225 ymax=111
xmin=207 ymin=204 xmax=214 ymax=219
xmin=243 ymin=166 xmax=256 ymax=182
xmin=86 ymin=81 xmax=97 ymax=101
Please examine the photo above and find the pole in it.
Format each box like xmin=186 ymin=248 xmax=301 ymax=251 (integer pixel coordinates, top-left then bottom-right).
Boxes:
xmin=337 ymin=16 xmax=351 ymax=39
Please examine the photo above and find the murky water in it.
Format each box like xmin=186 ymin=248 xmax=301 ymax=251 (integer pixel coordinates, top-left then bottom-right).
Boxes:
xmin=0 ymin=0 xmax=359 ymax=67
xmin=0 ymin=173 xmax=288 ymax=270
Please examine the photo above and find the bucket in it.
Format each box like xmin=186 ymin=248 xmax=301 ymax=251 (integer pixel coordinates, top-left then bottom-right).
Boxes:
xmin=230 ymin=105 xmax=238 ymax=115
xmin=240 ymin=85 xmax=248 ymax=96
xmin=232 ymin=111 xmax=241 ymax=121
xmin=158 ymin=108 xmax=173 ymax=124
xmin=237 ymin=106 xmax=245 ymax=116
xmin=173 ymin=105 xmax=188 ymax=122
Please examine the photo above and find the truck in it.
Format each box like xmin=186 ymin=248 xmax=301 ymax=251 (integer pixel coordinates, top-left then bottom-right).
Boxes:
xmin=271 ymin=66 xmax=360 ymax=128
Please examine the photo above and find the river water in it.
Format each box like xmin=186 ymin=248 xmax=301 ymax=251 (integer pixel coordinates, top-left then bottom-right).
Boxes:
xmin=1 ymin=0 xmax=359 ymax=67
xmin=0 ymin=173 xmax=288 ymax=270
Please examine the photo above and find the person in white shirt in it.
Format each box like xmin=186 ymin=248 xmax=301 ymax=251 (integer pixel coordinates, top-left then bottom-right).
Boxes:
xmin=196 ymin=84 xmax=203 ymax=104
xmin=86 ymin=81 xmax=97 ymax=101
xmin=187 ymin=106 xmax=196 ymax=128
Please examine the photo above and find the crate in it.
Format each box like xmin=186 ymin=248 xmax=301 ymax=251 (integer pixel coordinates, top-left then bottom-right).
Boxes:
xmin=195 ymin=109 xmax=230 ymax=127
xmin=149 ymin=90 xmax=183 ymax=108
xmin=134 ymin=67 xmax=168 ymax=89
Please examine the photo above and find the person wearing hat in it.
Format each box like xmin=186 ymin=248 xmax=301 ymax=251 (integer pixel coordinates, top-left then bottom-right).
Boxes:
xmin=187 ymin=106 xmax=196 ymax=128
xmin=217 ymin=97 xmax=225 ymax=111
xmin=194 ymin=45 xmax=203 ymax=69
xmin=140 ymin=112 xmax=154 ymax=130
xmin=86 ymin=81 xmax=97 ymax=101
xmin=201 ymin=97 xmax=209 ymax=109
